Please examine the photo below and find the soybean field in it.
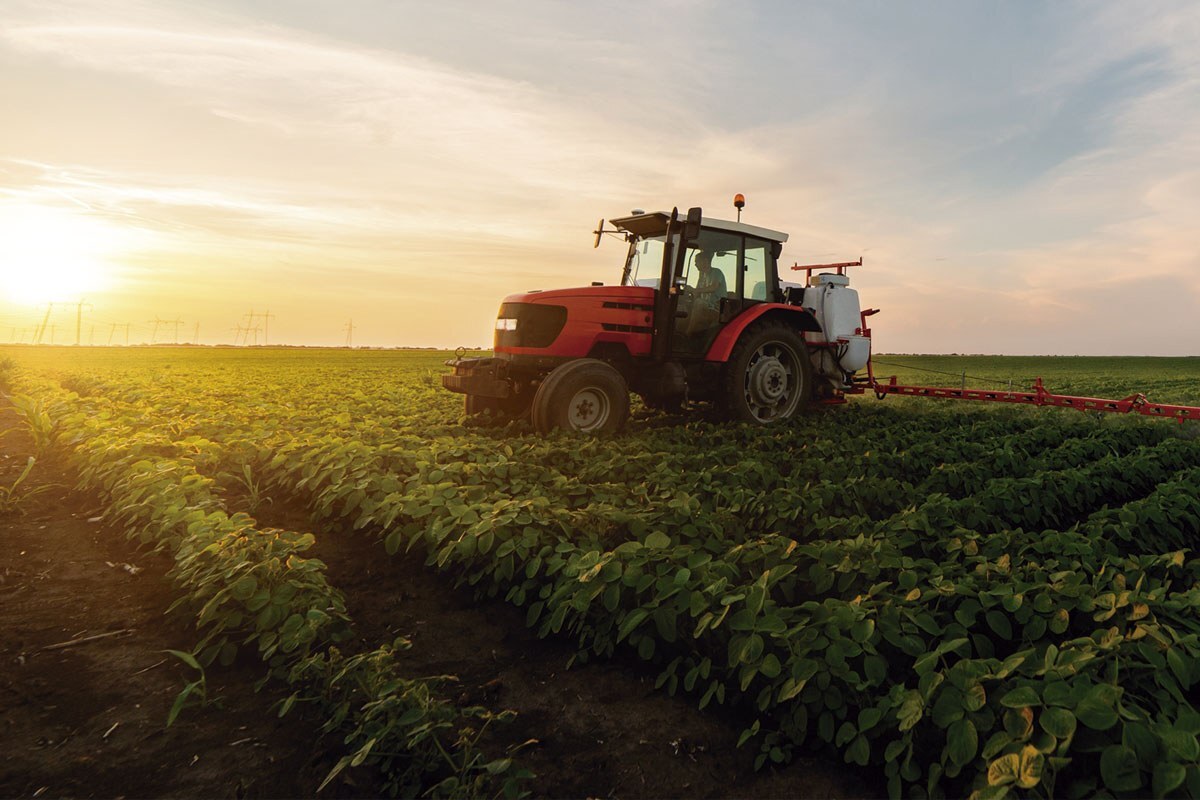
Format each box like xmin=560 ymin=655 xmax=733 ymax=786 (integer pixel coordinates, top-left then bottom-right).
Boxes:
xmin=3 ymin=346 xmax=1200 ymax=799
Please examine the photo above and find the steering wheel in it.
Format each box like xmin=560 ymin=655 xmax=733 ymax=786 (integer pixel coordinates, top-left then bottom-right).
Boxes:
xmin=677 ymin=284 xmax=699 ymax=312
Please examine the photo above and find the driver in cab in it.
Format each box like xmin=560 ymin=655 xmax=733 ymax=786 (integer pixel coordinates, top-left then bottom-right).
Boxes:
xmin=682 ymin=248 xmax=727 ymax=336
xmin=693 ymin=249 xmax=726 ymax=311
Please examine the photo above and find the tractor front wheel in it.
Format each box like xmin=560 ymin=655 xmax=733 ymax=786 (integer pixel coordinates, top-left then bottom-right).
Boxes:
xmin=723 ymin=322 xmax=812 ymax=424
xmin=532 ymin=359 xmax=630 ymax=434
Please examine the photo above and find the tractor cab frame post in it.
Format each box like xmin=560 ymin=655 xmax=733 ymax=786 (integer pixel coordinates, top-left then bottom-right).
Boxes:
xmin=651 ymin=206 xmax=703 ymax=363
xmin=651 ymin=208 xmax=678 ymax=364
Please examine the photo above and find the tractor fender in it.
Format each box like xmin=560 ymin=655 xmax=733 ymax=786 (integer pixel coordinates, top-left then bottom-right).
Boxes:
xmin=705 ymin=304 xmax=821 ymax=362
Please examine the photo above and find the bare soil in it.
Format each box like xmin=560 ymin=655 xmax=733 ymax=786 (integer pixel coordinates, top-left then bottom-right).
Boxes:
xmin=0 ymin=405 xmax=877 ymax=798
xmin=0 ymin=410 xmax=338 ymax=799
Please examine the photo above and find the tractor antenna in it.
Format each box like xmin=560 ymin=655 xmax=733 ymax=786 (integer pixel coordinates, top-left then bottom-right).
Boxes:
xmin=734 ymin=193 xmax=745 ymax=223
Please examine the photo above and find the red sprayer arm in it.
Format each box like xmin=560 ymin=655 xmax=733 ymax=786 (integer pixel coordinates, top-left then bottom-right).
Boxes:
xmin=874 ymin=376 xmax=1200 ymax=423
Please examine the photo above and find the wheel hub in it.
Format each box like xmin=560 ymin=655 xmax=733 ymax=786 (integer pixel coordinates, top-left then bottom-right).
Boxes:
xmin=743 ymin=342 xmax=800 ymax=422
xmin=568 ymin=388 xmax=610 ymax=431
xmin=749 ymin=356 xmax=788 ymax=403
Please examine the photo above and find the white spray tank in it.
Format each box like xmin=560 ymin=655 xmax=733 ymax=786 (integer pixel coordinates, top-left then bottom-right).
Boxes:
xmin=801 ymin=272 xmax=871 ymax=383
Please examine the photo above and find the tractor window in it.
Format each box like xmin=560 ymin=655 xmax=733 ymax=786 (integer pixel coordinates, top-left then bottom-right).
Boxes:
xmin=669 ymin=229 xmax=742 ymax=357
xmin=743 ymin=238 xmax=772 ymax=302
xmin=678 ymin=230 xmax=740 ymax=296
xmin=623 ymin=234 xmax=679 ymax=287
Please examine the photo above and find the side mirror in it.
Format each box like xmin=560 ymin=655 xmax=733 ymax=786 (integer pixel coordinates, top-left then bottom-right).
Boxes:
xmin=593 ymin=219 xmax=605 ymax=248
xmin=683 ymin=207 xmax=702 ymax=243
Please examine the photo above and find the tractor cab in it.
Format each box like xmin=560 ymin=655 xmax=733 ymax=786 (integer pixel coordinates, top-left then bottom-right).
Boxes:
xmin=606 ymin=210 xmax=790 ymax=358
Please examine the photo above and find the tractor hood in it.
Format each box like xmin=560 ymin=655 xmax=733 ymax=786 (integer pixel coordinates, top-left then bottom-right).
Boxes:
xmin=502 ymin=285 xmax=655 ymax=305
xmin=493 ymin=284 xmax=657 ymax=357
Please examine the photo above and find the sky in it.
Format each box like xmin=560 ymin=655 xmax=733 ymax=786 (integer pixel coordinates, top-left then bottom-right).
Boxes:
xmin=0 ymin=0 xmax=1198 ymax=353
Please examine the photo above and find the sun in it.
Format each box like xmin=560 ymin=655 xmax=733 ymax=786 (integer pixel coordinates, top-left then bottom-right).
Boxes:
xmin=0 ymin=205 xmax=119 ymax=305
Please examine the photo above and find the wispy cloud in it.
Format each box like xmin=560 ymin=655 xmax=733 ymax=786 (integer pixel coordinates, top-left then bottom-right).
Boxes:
xmin=1 ymin=0 xmax=1197 ymax=350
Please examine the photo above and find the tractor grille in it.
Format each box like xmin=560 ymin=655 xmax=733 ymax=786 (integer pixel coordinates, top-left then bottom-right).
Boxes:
xmin=495 ymin=302 xmax=568 ymax=349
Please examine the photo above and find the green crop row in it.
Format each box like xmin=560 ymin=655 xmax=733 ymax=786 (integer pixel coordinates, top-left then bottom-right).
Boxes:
xmin=6 ymin=368 xmax=527 ymax=799
xmin=217 ymin=416 xmax=1200 ymax=798
xmin=13 ymin=353 xmax=1200 ymax=798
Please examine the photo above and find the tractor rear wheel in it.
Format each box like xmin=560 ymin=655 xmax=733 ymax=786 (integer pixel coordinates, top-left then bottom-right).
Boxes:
xmin=532 ymin=359 xmax=630 ymax=434
xmin=723 ymin=322 xmax=812 ymax=424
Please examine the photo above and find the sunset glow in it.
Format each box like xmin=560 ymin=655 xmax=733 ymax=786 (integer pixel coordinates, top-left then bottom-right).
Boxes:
xmin=0 ymin=205 xmax=119 ymax=305
xmin=0 ymin=1 xmax=1197 ymax=352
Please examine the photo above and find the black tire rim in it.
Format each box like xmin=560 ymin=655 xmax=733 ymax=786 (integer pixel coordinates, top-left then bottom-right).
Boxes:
xmin=743 ymin=340 xmax=802 ymax=422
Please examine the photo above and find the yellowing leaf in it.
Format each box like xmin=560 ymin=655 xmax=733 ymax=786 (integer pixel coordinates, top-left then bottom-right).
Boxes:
xmin=987 ymin=753 xmax=1020 ymax=787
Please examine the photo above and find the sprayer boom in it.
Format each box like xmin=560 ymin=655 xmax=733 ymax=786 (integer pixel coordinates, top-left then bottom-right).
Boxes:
xmin=873 ymin=376 xmax=1200 ymax=423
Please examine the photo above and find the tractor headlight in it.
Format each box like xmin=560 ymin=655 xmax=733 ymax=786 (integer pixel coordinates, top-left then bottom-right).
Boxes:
xmin=495 ymin=318 xmax=518 ymax=331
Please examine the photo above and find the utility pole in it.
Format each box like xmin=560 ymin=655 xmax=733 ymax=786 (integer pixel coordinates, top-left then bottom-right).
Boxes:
xmin=167 ymin=318 xmax=184 ymax=344
xmin=193 ymin=322 xmax=200 ymax=345
xmin=148 ymin=317 xmax=163 ymax=344
xmin=260 ymin=310 xmax=275 ymax=345
xmin=343 ymin=320 xmax=355 ymax=348
xmin=231 ymin=325 xmax=244 ymax=345
xmin=108 ymin=323 xmax=117 ymax=346
xmin=74 ymin=300 xmax=93 ymax=346
xmin=48 ymin=324 xmax=57 ymax=345
xmin=122 ymin=324 xmax=131 ymax=345
xmin=34 ymin=303 xmax=53 ymax=344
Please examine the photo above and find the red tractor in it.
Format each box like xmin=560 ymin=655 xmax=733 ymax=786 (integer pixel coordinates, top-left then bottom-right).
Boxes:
xmin=443 ymin=197 xmax=876 ymax=432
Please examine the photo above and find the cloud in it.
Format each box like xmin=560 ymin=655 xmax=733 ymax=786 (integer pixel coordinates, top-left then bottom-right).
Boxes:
xmin=1 ymin=0 xmax=1197 ymax=351
xmin=2 ymin=5 xmax=701 ymax=204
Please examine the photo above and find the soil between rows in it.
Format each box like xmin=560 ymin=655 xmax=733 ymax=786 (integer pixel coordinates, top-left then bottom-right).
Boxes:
xmin=0 ymin=408 xmax=345 ymax=799
xmin=0 ymin=402 xmax=875 ymax=798
xmin=259 ymin=504 xmax=875 ymax=799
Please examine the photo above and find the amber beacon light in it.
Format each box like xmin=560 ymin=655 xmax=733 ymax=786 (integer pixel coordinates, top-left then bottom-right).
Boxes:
xmin=733 ymin=193 xmax=745 ymax=221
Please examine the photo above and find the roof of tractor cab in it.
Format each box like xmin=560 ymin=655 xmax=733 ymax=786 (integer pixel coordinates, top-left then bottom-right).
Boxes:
xmin=608 ymin=211 xmax=789 ymax=243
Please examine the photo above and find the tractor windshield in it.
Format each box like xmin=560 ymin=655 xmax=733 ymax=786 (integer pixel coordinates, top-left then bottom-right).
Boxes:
xmin=622 ymin=234 xmax=679 ymax=287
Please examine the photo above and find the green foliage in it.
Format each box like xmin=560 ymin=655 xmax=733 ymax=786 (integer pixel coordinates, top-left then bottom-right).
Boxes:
xmin=286 ymin=641 xmax=533 ymax=798
xmin=220 ymin=462 xmax=272 ymax=514
xmin=0 ymin=355 xmax=15 ymax=390
xmin=7 ymin=361 xmax=527 ymax=798
xmin=165 ymin=648 xmax=211 ymax=726
xmin=0 ymin=455 xmax=51 ymax=514
xmin=5 ymin=345 xmax=1200 ymax=798
xmin=9 ymin=393 xmax=58 ymax=455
